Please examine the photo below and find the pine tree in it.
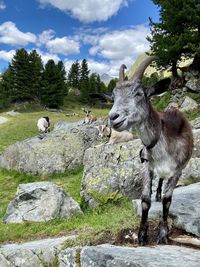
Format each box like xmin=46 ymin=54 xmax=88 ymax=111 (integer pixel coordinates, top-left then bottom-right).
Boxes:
xmin=10 ymin=48 xmax=31 ymax=101
xmin=41 ymin=60 xmax=66 ymax=108
xmin=80 ymin=59 xmax=90 ymax=101
xmin=29 ymin=50 xmax=43 ymax=99
xmin=107 ymin=79 xmax=117 ymax=92
xmin=67 ymin=60 xmax=80 ymax=89
xmin=148 ymin=0 xmax=200 ymax=77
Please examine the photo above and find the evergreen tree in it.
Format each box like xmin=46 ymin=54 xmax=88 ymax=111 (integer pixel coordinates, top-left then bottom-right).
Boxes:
xmin=107 ymin=79 xmax=117 ymax=92
xmin=80 ymin=59 xmax=90 ymax=101
xmin=29 ymin=50 xmax=43 ymax=99
xmin=10 ymin=48 xmax=31 ymax=101
xmin=41 ymin=59 xmax=66 ymax=108
xmin=89 ymin=73 xmax=98 ymax=93
xmin=148 ymin=0 xmax=200 ymax=77
xmin=67 ymin=60 xmax=80 ymax=89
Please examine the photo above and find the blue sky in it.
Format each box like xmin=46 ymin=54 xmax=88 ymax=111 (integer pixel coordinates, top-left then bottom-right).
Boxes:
xmin=0 ymin=0 xmax=159 ymax=77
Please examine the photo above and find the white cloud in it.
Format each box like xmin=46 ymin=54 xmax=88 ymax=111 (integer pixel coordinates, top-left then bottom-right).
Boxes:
xmin=35 ymin=48 xmax=60 ymax=65
xmin=0 ymin=50 xmax=15 ymax=61
xmin=37 ymin=29 xmax=55 ymax=46
xmin=90 ymin=25 xmax=150 ymax=61
xmin=38 ymin=0 xmax=128 ymax=22
xmin=88 ymin=60 xmax=110 ymax=75
xmin=0 ymin=21 xmax=36 ymax=46
xmin=0 ymin=1 xmax=6 ymax=10
xmin=46 ymin=36 xmax=80 ymax=55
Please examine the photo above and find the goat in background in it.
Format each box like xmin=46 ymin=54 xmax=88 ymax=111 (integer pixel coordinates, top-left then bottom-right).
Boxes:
xmin=82 ymin=108 xmax=97 ymax=124
xmin=37 ymin=116 xmax=50 ymax=134
xmin=96 ymin=124 xmax=133 ymax=144
xmin=109 ymin=57 xmax=193 ymax=245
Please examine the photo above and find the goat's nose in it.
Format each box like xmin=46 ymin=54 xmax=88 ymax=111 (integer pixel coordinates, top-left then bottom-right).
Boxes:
xmin=109 ymin=112 xmax=120 ymax=121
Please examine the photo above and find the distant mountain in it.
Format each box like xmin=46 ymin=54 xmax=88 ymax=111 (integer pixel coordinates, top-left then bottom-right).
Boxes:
xmin=100 ymin=73 xmax=113 ymax=84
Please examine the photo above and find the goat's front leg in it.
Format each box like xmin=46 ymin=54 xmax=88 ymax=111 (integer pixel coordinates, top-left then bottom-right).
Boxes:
xmin=138 ymin=163 xmax=153 ymax=246
xmin=155 ymin=178 xmax=163 ymax=202
xmin=157 ymin=173 xmax=180 ymax=244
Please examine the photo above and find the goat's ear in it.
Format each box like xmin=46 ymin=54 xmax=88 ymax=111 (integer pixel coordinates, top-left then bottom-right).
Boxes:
xmin=146 ymin=78 xmax=171 ymax=97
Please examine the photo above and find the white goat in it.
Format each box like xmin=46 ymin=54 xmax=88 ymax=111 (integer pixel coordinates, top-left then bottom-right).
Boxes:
xmin=37 ymin=116 xmax=50 ymax=133
xmin=96 ymin=125 xmax=133 ymax=144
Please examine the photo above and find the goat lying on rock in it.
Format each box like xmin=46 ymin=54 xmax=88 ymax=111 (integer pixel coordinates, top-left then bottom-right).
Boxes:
xmin=109 ymin=56 xmax=193 ymax=245
xmin=96 ymin=124 xmax=133 ymax=144
xmin=37 ymin=116 xmax=50 ymax=134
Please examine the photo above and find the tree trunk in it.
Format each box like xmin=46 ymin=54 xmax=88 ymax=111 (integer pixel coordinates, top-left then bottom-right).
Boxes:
xmin=171 ymin=61 xmax=178 ymax=78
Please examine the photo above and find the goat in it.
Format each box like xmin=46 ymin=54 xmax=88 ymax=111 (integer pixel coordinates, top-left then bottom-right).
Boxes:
xmin=96 ymin=124 xmax=133 ymax=144
xmin=82 ymin=108 xmax=97 ymax=124
xmin=109 ymin=56 xmax=193 ymax=245
xmin=37 ymin=116 xmax=50 ymax=134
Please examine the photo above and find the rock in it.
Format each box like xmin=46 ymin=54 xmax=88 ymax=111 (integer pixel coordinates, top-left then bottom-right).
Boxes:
xmin=179 ymin=96 xmax=198 ymax=112
xmin=169 ymin=235 xmax=200 ymax=248
xmin=0 ymin=124 xmax=100 ymax=175
xmin=185 ymin=76 xmax=200 ymax=92
xmin=59 ymin=247 xmax=81 ymax=267
xmin=81 ymin=139 xmax=144 ymax=207
xmin=0 ymin=116 xmax=8 ymax=124
xmin=0 ymin=236 xmax=75 ymax=267
xmin=54 ymin=120 xmax=84 ymax=131
xmin=181 ymin=158 xmax=200 ymax=182
xmin=80 ymin=244 xmax=200 ymax=267
xmin=133 ymin=183 xmax=200 ymax=237
xmin=6 ymin=110 xmax=20 ymax=116
xmin=191 ymin=117 xmax=200 ymax=129
xmin=3 ymin=182 xmax=83 ymax=223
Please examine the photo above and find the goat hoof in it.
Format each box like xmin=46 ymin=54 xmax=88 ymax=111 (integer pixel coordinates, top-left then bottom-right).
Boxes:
xmin=156 ymin=221 xmax=169 ymax=244
xmin=138 ymin=225 xmax=148 ymax=246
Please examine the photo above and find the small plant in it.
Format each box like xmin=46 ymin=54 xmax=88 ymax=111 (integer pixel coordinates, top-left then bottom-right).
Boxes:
xmin=88 ymin=189 xmax=126 ymax=207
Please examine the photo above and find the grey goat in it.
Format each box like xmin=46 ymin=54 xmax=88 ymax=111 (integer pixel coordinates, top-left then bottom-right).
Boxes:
xmin=109 ymin=56 xmax=193 ymax=245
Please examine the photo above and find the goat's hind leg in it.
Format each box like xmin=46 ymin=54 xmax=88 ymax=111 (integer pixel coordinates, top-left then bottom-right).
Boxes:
xmin=156 ymin=173 xmax=180 ymax=244
xmin=138 ymin=166 xmax=153 ymax=246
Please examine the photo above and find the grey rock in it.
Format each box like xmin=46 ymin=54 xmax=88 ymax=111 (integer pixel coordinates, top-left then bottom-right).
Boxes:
xmin=133 ymin=183 xmax=200 ymax=236
xmin=59 ymin=247 xmax=81 ymax=267
xmin=4 ymin=182 xmax=82 ymax=223
xmin=181 ymin=158 xmax=200 ymax=182
xmin=180 ymin=96 xmax=198 ymax=112
xmin=0 ymin=236 xmax=74 ymax=267
xmin=0 ymin=124 xmax=100 ymax=175
xmin=185 ymin=76 xmax=200 ymax=92
xmin=81 ymin=244 xmax=200 ymax=267
xmin=81 ymin=139 xmax=144 ymax=207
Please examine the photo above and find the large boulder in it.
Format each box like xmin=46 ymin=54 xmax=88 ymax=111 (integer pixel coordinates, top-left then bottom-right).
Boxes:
xmin=133 ymin=183 xmax=200 ymax=237
xmin=179 ymin=96 xmax=198 ymax=112
xmin=0 ymin=236 xmax=75 ymax=267
xmin=0 ymin=124 xmax=100 ymax=175
xmin=3 ymin=182 xmax=83 ymax=223
xmin=80 ymin=244 xmax=200 ymax=267
xmin=81 ymin=140 xmax=144 ymax=207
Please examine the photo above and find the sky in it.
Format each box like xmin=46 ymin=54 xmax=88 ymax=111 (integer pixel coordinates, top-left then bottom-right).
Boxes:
xmin=0 ymin=0 xmax=159 ymax=77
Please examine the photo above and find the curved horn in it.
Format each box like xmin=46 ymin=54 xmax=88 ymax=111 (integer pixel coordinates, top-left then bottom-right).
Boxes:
xmin=130 ymin=55 xmax=158 ymax=80
xmin=119 ymin=64 xmax=127 ymax=82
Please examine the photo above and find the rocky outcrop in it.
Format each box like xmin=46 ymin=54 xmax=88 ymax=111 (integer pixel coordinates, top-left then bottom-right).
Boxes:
xmin=81 ymin=139 xmax=143 ymax=207
xmin=4 ymin=182 xmax=83 ymax=223
xmin=133 ymin=183 xmax=200 ymax=237
xmin=0 ymin=123 xmax=100 ymax=175
xmin=80 ymin=244 xmax=200 ymax=267
xmin=179 ymin=96 xmax=198 ymax=112
xmin=0 ymin=236 xmax=75 ymax=267
xmin=1 ymin=240 xmax=200 ymax=267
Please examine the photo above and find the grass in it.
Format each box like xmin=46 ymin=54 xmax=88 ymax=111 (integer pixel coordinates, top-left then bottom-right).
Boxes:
xmin=0 ymin=168 xmax=138 ymax=244
xmin=0 ymin=101 xmax=139 ymax=245
xmin=0 ymin=99 xmax=110 ymax=152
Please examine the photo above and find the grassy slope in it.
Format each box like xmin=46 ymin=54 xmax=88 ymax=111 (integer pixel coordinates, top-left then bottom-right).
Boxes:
xmin=0 ymin=101 xmax=139 ymax=244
